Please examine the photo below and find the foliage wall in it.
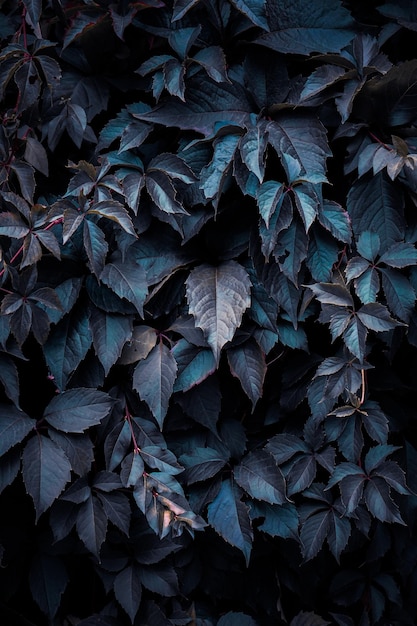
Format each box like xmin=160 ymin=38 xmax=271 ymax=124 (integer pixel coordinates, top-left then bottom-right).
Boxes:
xmin=1 ymin=0 xmax=417 ymax=624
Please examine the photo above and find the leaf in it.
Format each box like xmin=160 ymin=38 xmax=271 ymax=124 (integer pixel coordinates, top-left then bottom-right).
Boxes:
xmin=146 ymin=170 xmax=189 ymax=215
xmin=267 ymin=115 xmax=331 ymax=181
xmin=29 ymin=554 xmax=68 ymax=620
xmin=381 ymin=267 xmax=416 ymax=322
xmin=186 ymin=261 xmax=251 ymax=364
xmin=83 ymin=219 xmax=108 ymax=277
xmin=97 ymin=491 xmax=131 ymax=535
xmin=43 ymin=388 xmax=113 ymax=433
xmin=180 ymin=447 xmax=227 ymax=484
xmin=356 ymin=60 xmax=417 ymax=127
xmin=133 ymin=341 xmax=177 ymax=429
xmin=287 ymin=455 xmax=317 ymax=496
xmin=290 ymin=611 xmax=331 ymax=626
xmin=100 ymin=259 xmax=148 ymax=316
xmin=364 ymin=478 xmax=405 ymax=524
xmin=113 ymin=563 xmax=142 ymax=622
xmin=172 ymin=339 xmax=216 ymax=392
xmin=76 ymin=493 xmax=108 ymax=559
xmin=43 ymin=303 xmax=92 ymax=390
xmin=328 ymin=511 xmax=351 ymax=562
xmin=356 ymin=302 xmax=401 ymax=331
xmin=347 ymin=172 xmax=404 ymax=250
xmin=217 ymin=611 xmax=258 ymax=626
xmin=255 ymin=0 xmax=355 ymax=55
xmin=230 ymin=0 xmax=268 ymax=30
xmin=22 ymin=435 xmax=72 ymax=521
xmin=318 ymin=200 xmax=352 ymax=243
xmin=207 ymin=479 xmax=253 ymax=565
xmin=199 ymin=133 xmax=241 ymax=205
xmin=234 ymin=450 xmax=287 ymax=504
xmin=379 ymin=241 xmax=417 ymax=267
xmin=227 ymin=339 xmax=267 ymax=407
xmin=119 ymin=325 xmax=157 ymax=365
xmin=48 ymin=431 xmax=94 ymax=476
xmin=0 ymin=211 xmax=30 ymax=238
xmin=300 ymin=509 xmax=331 ymax=561
xmin=0 ymin=405 xmax=34 ymax=455
xmin=308 ymin=282 xmax=354 ymax=307
xmin=89 ymin=307 xmax=133 ymax=374
xmin=251 ymin=501 xmax=299 ymax=539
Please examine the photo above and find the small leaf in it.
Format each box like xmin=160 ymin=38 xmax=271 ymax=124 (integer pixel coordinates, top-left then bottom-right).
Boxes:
xmin=300 ymin=509 xmax=331 ymax=561
xmin=89 ymin=307 xmax=133 ymax=374
xmin=76 ymin=493 xmax=108 ymax=559
xmin=180 ymin=447 xmax=227 ymax=484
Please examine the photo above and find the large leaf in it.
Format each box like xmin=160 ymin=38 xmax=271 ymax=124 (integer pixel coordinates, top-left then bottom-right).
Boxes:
xmin=133 ymin=341 xmax=177 ymax=429
xmin=43 ymin=388 xmax=113 ymax=433
xmin=186 ymin=261 xmax=251 ymax=364
xmin=255 ymin=0 xmax=355 ymax=55
xmin=207 ymin=478 xmax=253 ymax=565
xmin=22 ymin=435 xmax=72 ymax=521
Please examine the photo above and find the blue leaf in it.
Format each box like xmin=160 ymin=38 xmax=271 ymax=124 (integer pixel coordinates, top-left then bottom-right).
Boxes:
xmin=172 ymin=339 xmax=216 ymax=392
xmin=207 ymin=479 xmax=253 ymax=565
xmin=22 ymin=435 xmax=72 ymax=521
xmin=234 ymin=449 xmax=287 ymax=504
xmin=100 ymin=259 xmax=148 ymax=316
xmin=357 ymin=231 xmax=380 ymax=261
xmin=0 ymin=405 xmax=34 ymax=455
xmin=217 ymin=611 xmax=258 ymax=626
xmin=380 ymin=267 xmax=416 ymax=322
xmin=300 ymin=509 xmax=331 ymax=561
xmin=44 ymin=388 xmax=113 ymax=433
xmin=227 ymin=339 xmax=267 ymax=408
xmin=250 ymin=501 xmax=299 ymax=540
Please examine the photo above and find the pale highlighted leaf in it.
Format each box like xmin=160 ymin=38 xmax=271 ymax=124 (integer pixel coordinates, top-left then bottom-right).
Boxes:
xmin=186 ymin=261 xmax=251 ymax=364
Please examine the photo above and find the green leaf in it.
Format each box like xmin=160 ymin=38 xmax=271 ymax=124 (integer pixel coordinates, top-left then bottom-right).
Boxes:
xmin=44 ymin=388 xmax=113 ymax=433
xmin=186 ymin=261 xmax=251 ymax=364
xmin=22 ymin=435 xmax=72 ymax=521
xmin=133 ymin=342 xmax=177 ymax=429
xmin=207 ymin=479 xmax=253 ymax=565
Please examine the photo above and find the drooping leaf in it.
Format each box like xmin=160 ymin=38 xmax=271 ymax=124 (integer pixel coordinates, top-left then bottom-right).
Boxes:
xmin=207 ymin=478 xmax=253 ymax=565
xmin=227 ymin=339 xmax=267 ymax=408
xmin=29 ymin=554 xmax=68 ymax=621
xmin=22 ymin=434 xmax=72 ymax=521
xmin=133 ymin=341 xmax=177 ymax=429
xmin=76 ymin=493 xmax=108 ymax=559
xmin=113 ymin=563 xmax=142 ymax=622
xmin=186 ymin=261 xmax=251 ymax=364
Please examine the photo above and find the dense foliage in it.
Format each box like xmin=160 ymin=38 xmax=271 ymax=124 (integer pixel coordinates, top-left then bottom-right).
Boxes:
xmin=1 ymin=0 xmax=417 ymax=624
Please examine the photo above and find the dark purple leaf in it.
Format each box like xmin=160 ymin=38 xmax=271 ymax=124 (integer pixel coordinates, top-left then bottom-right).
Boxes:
xmin=114 ymin=563 xmax=142 ymax=621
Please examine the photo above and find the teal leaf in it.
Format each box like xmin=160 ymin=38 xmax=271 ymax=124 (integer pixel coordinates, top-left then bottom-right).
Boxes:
xmin=89 ymin=306 xmax=133 ymax=374
xmin=172 ymin=339 xmax=216 ymax=392
xmin=100 ymin=259 xmax=148 ymax=316
xmin=207 ymin=479 xmax=253 ymax=565
xmin=234 ymin=449 xmax=287 ymax=504
xmin=380 ymin=267 xmax=416 ymax=322
xmin=255 ymin=0 xmax=355 ymax=55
